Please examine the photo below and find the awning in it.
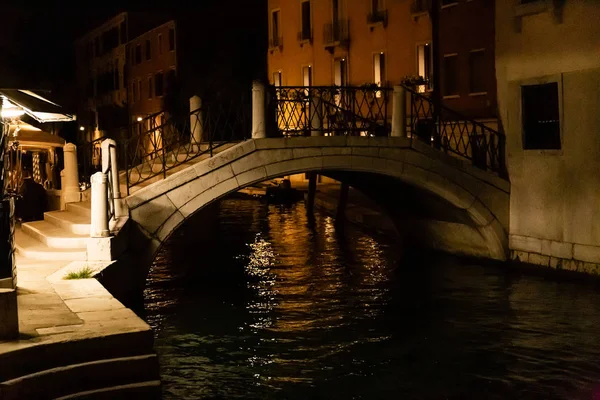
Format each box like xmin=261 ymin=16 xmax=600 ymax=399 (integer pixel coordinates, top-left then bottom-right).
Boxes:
xmin=0 ymin=89 xmax=75 ymax=123
xmin=8 ymin=123 xmax=65 ymax=149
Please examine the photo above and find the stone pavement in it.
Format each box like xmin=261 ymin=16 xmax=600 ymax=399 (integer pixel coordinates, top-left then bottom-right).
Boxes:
xmin=0 ymin=255 xmax=152 ymax=369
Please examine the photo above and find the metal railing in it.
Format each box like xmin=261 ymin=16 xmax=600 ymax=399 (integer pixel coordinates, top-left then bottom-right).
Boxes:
xmin=323 ymin=20 xmax=349 ymax=46
xmin=405 ymin=85 xmax=506 ymax=176
xmin=122 ymin=91 xmax=251 ymax=194
xmin=273 ymin=86 xmax=390 ymax=137
xmin=269 ymin=36 xmax=283 ymax=49
xmin=367 ymin=10 xmax=388 ymax=25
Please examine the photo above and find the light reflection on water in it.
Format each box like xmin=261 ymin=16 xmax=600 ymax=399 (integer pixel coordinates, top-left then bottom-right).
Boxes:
xmin=144 ymin=199 xmax=600 ymax=400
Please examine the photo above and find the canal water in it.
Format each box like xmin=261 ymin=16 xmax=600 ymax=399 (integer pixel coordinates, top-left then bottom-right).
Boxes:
xmin=142 ymin=198 xmax=600 ymax=399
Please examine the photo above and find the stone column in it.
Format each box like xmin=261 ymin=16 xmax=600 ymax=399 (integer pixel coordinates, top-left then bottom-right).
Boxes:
xmin=62 ymin=143 xmax=80 ymax=205
xmin=310 ymin=96 xmax=323 ymax=137
xmin=190 ymin=95 xmax=204 ymax=152
xmin=252 ymin=81 xmax=266 ymax=139
xmin=90 ymin=172 xmax=110 ymax=238
xmin=391 ymin=86 xmax=407 ymax=137
xmin=101 ymin=139 xmax=127 ymax=219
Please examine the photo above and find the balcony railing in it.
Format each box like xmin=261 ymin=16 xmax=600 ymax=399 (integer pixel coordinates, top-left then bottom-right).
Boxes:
xmin=323 ymin=20 xmax=349 ymax=48
xmin=297 ymin=29 xmax=312 ymax=42
xmin=269 ymin=36 xmax=283 ymax=50
xmin=367 ymin=9 xmax=388 ymax=26
xmin=411 ymin=0 xmax=430 ymax=14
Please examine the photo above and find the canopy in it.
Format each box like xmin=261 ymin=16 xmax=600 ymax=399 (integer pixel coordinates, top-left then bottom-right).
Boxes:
xmin=8 ymin=123 xmax=65 ymax=149
xmin=0 ymin=89 xmax=75 ymax=123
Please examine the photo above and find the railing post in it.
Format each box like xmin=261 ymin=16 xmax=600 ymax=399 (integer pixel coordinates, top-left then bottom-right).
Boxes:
xmin=190 ymin=95 xmax=203 ymax=152
xmin=101 ymin=138 xmax=127 ymax=219
xmin=391 ymin=85 xmax=406 ymax=137
xmin=90 ymin=172 xmax=110 ymax=238
xmin=310 ymin=95 xmax=323 ymax=137
xmin=252 ymin=80 xmax=266 ymax=139
xmin=62 ymin=143 xmax=80 ymax=207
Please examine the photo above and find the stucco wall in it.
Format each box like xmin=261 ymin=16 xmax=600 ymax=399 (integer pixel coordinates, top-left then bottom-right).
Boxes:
xmin=496 ymin=1 xmax=600 ymax=270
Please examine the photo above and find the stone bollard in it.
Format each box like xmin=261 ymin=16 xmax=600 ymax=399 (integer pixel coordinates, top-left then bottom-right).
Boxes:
xmin=62 ymin=143 xmax=81 ymax=205
xmin=391 ymin=85 xmax=407 ymax=138
xmin=252 ymin=81 xmax=266 ymax=139
xmin=101 ymin=139 xmax=127 ymax=219
xmin=310 ymin=96 xmax=324 ymax=137
xmin=90 ymin=172 xmax=110 ymax=238
xmin=190 ymin=95 xmax=204 ymax=152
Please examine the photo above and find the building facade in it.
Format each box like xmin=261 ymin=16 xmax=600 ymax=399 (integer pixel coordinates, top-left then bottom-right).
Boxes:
xmin=496 ymin=1 xmax=600 ymax=271
xmin=127 ymin=21 xmax=178 ymax=121
xmin=267 ymin=0 xmax=496 ymax=119
xmin=75 ymin=13 xmax=129 ymax=141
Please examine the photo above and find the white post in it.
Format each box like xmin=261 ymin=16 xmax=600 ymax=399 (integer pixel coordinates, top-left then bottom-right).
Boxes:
xmin=391 ymin=85 xmax=407 ymax=137
xmin=62 ymin=143 xmax=80 ymax=205
xmin=310 ymin=96 xmax=323 ymax=137
xmin=101 ymin=139 xmax=127 ymax=219
xmin=252 ymin=81 xmax=266 ymax=139
xmin=190 ymin=95 xmax=203 ymax=152
xmin=90 ymin=172 xmax=110 ymax=238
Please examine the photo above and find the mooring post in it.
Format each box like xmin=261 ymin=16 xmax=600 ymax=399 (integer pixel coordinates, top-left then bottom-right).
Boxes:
xmin=252 ymin=81 xmax=266 ymax=139
xmin=391 ymin=85 xmax=407 ymax=137
xmin=337 ymin=182 xmax=349 ymax=221
xmin=62 ymin=143 xmax=80 ymax=207
xmin=306 ymin=173 xmax=317 ymax=214
xmin=90 ymin=172 xmax=110 ymax=238
xmin=190 ymin=95 xmax=203 ymax=152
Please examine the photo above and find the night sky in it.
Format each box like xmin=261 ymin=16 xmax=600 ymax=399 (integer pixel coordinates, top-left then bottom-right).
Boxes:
xmin=0 ymin=1 xmax=259 ymax=110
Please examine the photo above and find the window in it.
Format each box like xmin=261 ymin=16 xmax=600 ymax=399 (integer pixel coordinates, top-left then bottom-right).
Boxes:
xmin=522 ymin=82 xmax=561 ymax=150
xmin=138 ymin=80 xmax=142 ymax=101
xmin=271 ymin=10 xmax=281 ymax=47
xmin=155 ymin=72 xmax=164 ymax=96
xmin=132 ymin=82 xmax=136 ymax=103
xmin=373 ymin=52 xmax=385 ymax=87
xmin=135 ymin=44 xmax=142 ymax=65
xmin=372 ymin=0 xmax=382 ymax=12
xmin=302 ymin=66 xmax=312 ymax=87
xmin=168 ymin=28 xmax=175 ymax=51
xmin=469 ymin=49 xmax=486 ymax=94
xmin=333 ymin=0 xmax=340 ymax=24
xmin=416 ymin=43 xmax=432 ymax=92
xmin=443 ymin=54 xmax=458 ymax=96
xmin=145 ymin=40 xmax=151 ymax=61
xmin=158 ymin=34 xmax=163 ymax=54
xmin=273 ymin=71 xmax=282 ymax=86
xmin=148 ymin=77 xmax=153 ymax=99
xmin=301 ymin=1 xmax=311 ymax=40
xmin=120 ymin=22 xmax=127 ymax=44
xmin=114 ymin=60 xmax=120 ymax=90
xmin=334 ymin=58 xmax=347 ymax=86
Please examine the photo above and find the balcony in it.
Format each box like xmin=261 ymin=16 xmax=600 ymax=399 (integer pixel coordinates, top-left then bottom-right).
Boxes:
xmin=367 ymin=9 xmax=388 ymax=27
xmin=411 ymin=0 xmax=430 ymax=15
xmin=269 ymin=36 xmax=283 ymax=51
xmin=297 ymin=29 xmax=312 ymax=44
xmin=323 ymin=20 xmax=349 ymax=51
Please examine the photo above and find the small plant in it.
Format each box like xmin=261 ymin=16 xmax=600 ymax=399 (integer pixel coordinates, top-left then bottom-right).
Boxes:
xmin=64 ymin=266 xmax=95 ymax=280
xmin=400 ymin=75 xmax=428 ymax=87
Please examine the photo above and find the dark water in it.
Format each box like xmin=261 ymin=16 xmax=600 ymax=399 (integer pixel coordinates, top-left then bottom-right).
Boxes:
xmin=143 ymin=198 xmax=600 ymax=400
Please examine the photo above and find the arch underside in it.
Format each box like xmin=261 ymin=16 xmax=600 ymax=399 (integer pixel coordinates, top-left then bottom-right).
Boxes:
xmin=122 ymin=138 xmax=509 ymax=289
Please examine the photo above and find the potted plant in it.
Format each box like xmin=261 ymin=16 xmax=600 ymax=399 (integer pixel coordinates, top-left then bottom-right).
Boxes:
xmin=400 ymin=75 xmax=428 ymax=90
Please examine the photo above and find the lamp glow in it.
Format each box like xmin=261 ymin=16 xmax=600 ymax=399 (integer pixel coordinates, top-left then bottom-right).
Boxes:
xmin=1 ymin=108 xmax=25 ymax=119
xmin=79 ymin=126 xmax=85 ymax=131
xmin=137 ymin=117 xmax=143 ymax=122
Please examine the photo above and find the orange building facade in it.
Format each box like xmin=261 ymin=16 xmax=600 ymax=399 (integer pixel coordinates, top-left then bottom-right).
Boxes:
xmin=127 ymin=21 xmax=178 ymax=121
xmin=267 ymin=0 xmax=496 ymax=119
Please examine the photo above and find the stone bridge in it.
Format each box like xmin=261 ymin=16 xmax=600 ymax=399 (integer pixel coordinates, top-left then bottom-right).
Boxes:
xmin=100 ymin=135 xmax=509 ymax=294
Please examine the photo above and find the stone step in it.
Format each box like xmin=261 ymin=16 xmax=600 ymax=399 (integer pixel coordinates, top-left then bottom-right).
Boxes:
xmin=14 ymin=229 xmax=87 ymax=261
xmin=55 ymin=380 xmax=162 ymax=400
xmin=66 ymin=201 xmax=92 ymax=219
xmin=0 ymin=354 xmax=160 ymax=400
xmin=21 ymin=220 xmax=89 ymax=250
xmin=44 ymin=210 xmax=91 ymax=235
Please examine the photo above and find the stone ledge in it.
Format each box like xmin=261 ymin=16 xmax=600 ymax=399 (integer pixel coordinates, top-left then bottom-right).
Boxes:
xmin=510 ymin=234 xmax=600 ymax=265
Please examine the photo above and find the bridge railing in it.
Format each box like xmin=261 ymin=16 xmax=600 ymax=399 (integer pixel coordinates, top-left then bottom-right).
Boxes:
xmin=404 ymin=85 xmax=507 ymax=176
xmin=122 ymin=92 xmax=251 ymax=194
xmin=272 ymin=86 xmax=391 ymax=137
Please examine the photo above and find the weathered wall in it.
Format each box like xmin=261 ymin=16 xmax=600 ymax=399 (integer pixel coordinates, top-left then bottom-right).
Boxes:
xmin=496 ymin=1 xmax=600 ymax=273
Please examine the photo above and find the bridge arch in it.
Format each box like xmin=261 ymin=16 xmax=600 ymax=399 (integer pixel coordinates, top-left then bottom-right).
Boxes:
xmin=116 ymin=136 xmax=509 ymax=291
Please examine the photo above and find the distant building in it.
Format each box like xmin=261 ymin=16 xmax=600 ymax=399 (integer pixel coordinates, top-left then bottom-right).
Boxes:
xmin=266 ymin=0 xmax=497 ymax=119
xmin=127 ymin=20 xmax=177 ymax=121
xmin=496 ymin=2 xmax=600 ymax=271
